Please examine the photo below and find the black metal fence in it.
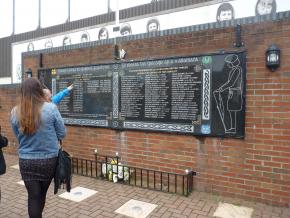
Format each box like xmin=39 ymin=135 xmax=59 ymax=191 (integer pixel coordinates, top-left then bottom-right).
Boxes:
xmin=71 ymin=153 xmax=196 ymax=196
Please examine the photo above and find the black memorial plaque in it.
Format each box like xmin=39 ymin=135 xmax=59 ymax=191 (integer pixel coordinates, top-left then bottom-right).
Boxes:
xmin=118 ymin=58 xmax=202 ymax=134
xmin=38 ymin=51 xmax=246 ymax=138
xmin=39 ymin=65 xmax=115 ymax=127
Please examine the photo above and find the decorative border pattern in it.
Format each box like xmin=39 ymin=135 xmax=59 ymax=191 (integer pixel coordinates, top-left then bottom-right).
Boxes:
xmin=113 ymin=72 xmax=119 ymax=119
xmin=63 ymin=118 xmax=108 ymax=126
xmin=52 ymin=78 xmax=56 ymax=96
xmin=202 ymin=69 xmax=211 ymax=120
xmin=124 ymin=121 xmax=194 ymax=133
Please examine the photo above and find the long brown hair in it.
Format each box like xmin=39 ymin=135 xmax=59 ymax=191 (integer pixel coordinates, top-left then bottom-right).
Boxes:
xmin=17 ymin=78 xmax=45 ymax=135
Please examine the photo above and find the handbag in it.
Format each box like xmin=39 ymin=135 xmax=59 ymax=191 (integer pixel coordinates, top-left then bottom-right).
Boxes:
xmin=54 ymin=146 xmax=72 ymax=194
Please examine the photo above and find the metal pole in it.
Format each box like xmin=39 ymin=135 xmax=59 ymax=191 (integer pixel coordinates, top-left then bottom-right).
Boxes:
xmin=12 ymin=0 xmax=15 ymax=34
xmin=113 ymin=0 xmax=119 ymax=50
xmin=38 ymin=0 xmax=41 ymax=28
xmin=115 ymin=0 xmax=119 ymax=26
xmin=67 ymin=0 xmax=70 ymax=22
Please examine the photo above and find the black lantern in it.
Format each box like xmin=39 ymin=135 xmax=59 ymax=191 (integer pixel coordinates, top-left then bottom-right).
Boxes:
xmin=25 ymin=68 xmax=32 ymax=78
xmin=266 ymin=44 xmax=281 ymax=72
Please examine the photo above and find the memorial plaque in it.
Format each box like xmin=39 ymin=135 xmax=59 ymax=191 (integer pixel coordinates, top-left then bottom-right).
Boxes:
xmin=38 ymin=51 xmax=246 ymax=138
xmin=39 ymin=65 xmax=114 ymax=127
xmin=119 ymin=58 xmax=202 ymax=134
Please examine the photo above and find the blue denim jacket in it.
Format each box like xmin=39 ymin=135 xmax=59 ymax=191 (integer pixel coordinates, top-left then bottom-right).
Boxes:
xmin=11 ymin=102 xmax=66 ymax=159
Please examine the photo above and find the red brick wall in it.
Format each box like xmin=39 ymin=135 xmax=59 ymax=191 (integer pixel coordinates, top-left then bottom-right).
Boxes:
xmin=0 ymin=85 xmax=19 ymax=148
xmin=1 ymin=19 xmax=289 ymax=207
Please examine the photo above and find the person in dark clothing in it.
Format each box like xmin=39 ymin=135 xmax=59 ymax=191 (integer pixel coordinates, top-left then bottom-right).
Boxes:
xmin=0 ymin=126 xmax=8 ymax=202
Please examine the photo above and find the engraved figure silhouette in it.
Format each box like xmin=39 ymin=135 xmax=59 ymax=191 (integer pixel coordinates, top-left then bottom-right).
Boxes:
xmin=213 ymin=54 xmax=243 ymax=134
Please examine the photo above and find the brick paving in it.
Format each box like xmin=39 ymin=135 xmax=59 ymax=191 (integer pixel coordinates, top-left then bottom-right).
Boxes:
xmin=0 ymin=154 xmax=289 ymax=218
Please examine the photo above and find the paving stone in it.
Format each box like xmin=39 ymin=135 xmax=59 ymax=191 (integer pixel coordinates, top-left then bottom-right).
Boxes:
xmin=188 ymin=214 xmax=198 ymax=218
xmin=202 ymin=202 xmax=212 ymax=213
xmin=197 ymin=215 xmax=209 ymax=218
xmin=160 ymin=211 xmax=172 ymax=218
xmin=172 ymin=212 xmax=188 ymax=218
xmin=183 ymin=207 xmax=193 ymax=216
xmin=192 ymin=209 xmax=209 ymax=216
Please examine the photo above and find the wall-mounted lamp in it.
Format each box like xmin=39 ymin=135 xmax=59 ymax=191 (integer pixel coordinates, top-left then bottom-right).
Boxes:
xmin=266 ymin=44 xmax=280 ymax=72
xmin=25 ymin=68 xmax=32 ymax=78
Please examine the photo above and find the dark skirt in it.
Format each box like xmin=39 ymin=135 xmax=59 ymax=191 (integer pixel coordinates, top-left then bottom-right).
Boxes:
xmin=19 ymin=157 xmax=57 ymax=181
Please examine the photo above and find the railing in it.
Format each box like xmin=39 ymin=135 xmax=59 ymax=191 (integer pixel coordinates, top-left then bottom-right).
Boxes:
xmin=71 ymin=152 xmax=196 ymax=196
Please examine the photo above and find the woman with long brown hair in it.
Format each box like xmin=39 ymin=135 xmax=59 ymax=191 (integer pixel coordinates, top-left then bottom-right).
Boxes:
xmin=11 ymin=78 xmax=66 ymax=218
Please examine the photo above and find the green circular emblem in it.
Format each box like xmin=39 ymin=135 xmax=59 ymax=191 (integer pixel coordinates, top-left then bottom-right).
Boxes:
xmin=202 ymin=56 xmax=212 ymax=65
